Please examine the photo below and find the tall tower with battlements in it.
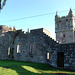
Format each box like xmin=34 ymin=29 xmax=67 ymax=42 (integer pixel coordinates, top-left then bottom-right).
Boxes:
xmin=55 ymin=9 xmax=75 ymax=43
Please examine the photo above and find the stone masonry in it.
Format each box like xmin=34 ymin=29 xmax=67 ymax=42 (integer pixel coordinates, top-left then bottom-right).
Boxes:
xmin=0 ymin=25 xmax=74 ymax=70
xmin=55 ymin=8 xmax=75 ymax=43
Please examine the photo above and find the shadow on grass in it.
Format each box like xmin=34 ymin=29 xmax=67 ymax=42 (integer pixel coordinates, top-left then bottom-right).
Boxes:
xmin=0 ymin=60 xmax=74 ymax=75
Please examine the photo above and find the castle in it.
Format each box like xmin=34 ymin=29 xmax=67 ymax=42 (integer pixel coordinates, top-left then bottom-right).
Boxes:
xmin=55 ymin=8 xmax=75 ymax=43
xmin=0 ymin=9 xmax=75 ymax=70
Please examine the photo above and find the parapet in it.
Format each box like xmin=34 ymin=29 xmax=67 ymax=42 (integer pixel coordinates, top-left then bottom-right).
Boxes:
xmin=30 ymin=28 xmax=51 ymax=36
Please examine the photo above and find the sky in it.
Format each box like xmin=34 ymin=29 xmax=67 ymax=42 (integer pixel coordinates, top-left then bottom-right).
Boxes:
xmin=0 ymin=0 xmax=75 ymax=39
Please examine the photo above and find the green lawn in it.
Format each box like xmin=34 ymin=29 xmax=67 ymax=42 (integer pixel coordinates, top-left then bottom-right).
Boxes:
xmin=0 ymin=60 xmax=75 ymax=75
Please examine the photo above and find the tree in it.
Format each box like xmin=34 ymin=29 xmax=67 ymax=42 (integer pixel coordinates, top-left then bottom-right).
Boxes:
xmin=0 ymin=0 xmax=7 ymax=10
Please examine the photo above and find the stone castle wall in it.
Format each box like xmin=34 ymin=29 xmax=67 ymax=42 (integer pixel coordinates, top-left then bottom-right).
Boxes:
xmin=13 ymin=28 xmax=75 ymax=70
xmin=13 ymin=28 xmax=56 ymax=63
xmin=0 ymin=25 xmax=74 ymax=70
xmin=60 ymin=43 xmax=75 ymax=70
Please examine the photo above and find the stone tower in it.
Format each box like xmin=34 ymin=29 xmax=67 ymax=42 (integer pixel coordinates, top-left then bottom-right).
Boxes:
xmin=55 ymin=8 xmax=75 ymax=43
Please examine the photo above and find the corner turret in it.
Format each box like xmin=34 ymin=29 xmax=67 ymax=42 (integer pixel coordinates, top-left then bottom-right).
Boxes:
xmin=55 ymin=11 xmax=59 ymax=20
xmin=68 ymin=8 xmax=74 ymax=17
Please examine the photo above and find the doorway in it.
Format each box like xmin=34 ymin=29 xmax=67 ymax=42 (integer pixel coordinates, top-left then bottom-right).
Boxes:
xmin=57 ymin=52 xmax=64 ymax=67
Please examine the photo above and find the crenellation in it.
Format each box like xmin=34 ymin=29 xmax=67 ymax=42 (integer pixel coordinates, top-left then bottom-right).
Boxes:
xmin=55 ymin=9 xmax=75 ymax=43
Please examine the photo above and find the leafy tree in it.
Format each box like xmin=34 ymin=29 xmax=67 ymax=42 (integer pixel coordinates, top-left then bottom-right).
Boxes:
xmin=0 ymin=0 xmax=7 ymax=10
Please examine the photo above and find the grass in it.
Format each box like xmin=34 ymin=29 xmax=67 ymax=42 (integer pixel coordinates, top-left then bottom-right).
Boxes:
xmin=0 ymin=60 xmax=75 ymax=75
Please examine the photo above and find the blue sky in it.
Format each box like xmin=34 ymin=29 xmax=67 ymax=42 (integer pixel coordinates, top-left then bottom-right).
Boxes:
xmin=0 ymin=0 xmax=75 ymax=39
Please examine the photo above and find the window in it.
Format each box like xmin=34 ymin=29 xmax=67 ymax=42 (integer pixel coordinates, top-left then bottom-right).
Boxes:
xmin=8 ymin=47 xmax=10 ymax=55
xmin=63 ymin=34 xmax=65 ymax=38
xmin=47 ymin=52 xmax=49 ymax=59
xmin=17 ymin=44 xmax=21 ymax=53
xmin=30 ymin=43 xmax=34 ymax=53
xmin=66 ymin=19 xmax=68 ymax=21
xmin=59 ymin=20 xmax=61 ymax=22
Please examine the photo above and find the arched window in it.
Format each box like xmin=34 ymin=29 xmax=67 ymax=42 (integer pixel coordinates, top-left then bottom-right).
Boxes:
xmin=47 ymin=52 xmax=49 ymax=59
xmin=8 ymin=47 xmax=10 ymax=55
xmin=17 ymin=44 xmax=21 ymax=53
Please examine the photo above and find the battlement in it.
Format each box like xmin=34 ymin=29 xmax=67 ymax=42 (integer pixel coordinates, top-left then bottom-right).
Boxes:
xmin=55 ymin=8 xmax=74 ymax=21
xmin=55 ymin=8 xmax=75 ymax=43
xmin=56 ymin=16 xmax=71 ymax=20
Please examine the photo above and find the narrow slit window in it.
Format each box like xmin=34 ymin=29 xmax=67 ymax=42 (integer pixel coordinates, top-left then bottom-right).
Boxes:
xmin=30 ymin=43 xmax=34 ymax=53
xmin=17 ymin=44 xmax=21 ymax=53
xmin=8 ymin=47 xmax=10 ymax=55
xmin=47 ymin=52 xmax=49 ymax=59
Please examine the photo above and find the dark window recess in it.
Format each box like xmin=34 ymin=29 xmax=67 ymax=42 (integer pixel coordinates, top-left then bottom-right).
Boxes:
xmin=30 ymin=43 xmax=34 ymax=53
xmin=66 ymin=19 xmax=68 ymax=21
xmin=63 ymin=34 xmax=65 ymax=37
xmin=59 ymin=20 xmax=61 ymax=22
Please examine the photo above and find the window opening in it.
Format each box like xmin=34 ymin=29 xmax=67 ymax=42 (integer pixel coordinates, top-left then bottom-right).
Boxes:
xmin=30 ymin=43 xmax=34 ymax=53
xmin=59 ymin=20 xmax=61 ymax=22
xmin=63 ymin=34 xmax=65 ymax=38
xmin=17 ymin=44 xmax=21 ymax=53
xmin=66 ymin=19 xmax=68 ymax=21
xmin=47 ymin=52 xmax=49 ymax=59
xmin=8 ymin=47 xmax=10 ymax=55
